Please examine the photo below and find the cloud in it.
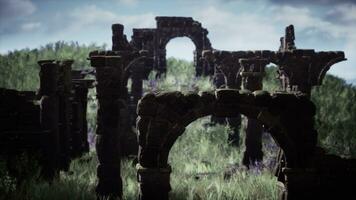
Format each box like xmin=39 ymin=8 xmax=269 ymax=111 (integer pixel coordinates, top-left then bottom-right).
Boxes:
xmin=42 ymin=4 xmax=156 ymax=45
xmin=20 ymin=22 xmax=41 ymax=32
xmin=268 ymin=0 xmax=356 ymax=6
xmin=64 ymin=5 xmax=155 ymax=32
xmin=0 ymin=0 xmax=36 ymax=20
xmin=216 ymin=0 xmax=356 ymax=6
xmin=324 ymin=4 xmax=356 ymax=25
xmin=0 ymin=0 xmax=37 ymax=35
xmin=117 ymin=0 xmax=138 ymax=6
xmin=193 ymin=6 xmax=280 ymax=50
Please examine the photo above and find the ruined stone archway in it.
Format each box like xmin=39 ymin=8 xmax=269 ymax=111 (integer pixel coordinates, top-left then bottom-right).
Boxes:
xmin=130 ymin=17 xmax=213 ymax=76
xmin=136 ymin=89 xmax=318 ymax=200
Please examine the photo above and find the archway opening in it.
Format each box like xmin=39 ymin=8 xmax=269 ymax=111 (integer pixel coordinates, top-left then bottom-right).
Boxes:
xmin=166 ymin=114 xmax=281 ymax=199
xmin=151 ymin=37 xmax=213 ymax=93
xmin=166 ymin=37 xmax=195 ymax=63
xmin=164 ymin=37 xmax=196 ymax=92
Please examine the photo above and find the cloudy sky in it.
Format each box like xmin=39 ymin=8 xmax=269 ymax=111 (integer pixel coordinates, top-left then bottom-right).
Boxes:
xmin=1 ymin=0 xmax=355 ymax=82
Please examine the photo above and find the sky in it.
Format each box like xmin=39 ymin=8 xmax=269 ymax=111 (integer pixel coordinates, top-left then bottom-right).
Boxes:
xmin=1 ymin=0 xmax=356 ymax=82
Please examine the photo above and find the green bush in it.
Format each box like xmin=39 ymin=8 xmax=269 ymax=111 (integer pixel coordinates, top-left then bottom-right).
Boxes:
xmin=0 ymin=41 xmax=105 ymax=91
xmin=311 ymin=75 xmax=356 ymax=157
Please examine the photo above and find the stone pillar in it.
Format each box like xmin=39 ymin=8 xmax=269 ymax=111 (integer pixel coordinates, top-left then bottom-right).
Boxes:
xmin=137 ymin=164 xmax=171 ymax=200
xmin=222 ymin=61 xmax=243 ymax=146
xmin=90 ymin=52 xmax=123 ymax=199
xmin=38 ymin=60 xmax=60 ymax=180
xmin=136 ymin=93 xmax=182 ymax=200
xmin=57 ymin=60 xmax=73 ymax=171
xmin=239 ymin=58 xmax=268 ymax=167
xmin=70 ymin=96 xmax=83 ymax=158
xmin=217 ymin=56 xmax=243 ymax=146
xmin=71 ymin=78 xmax=94 ymax=155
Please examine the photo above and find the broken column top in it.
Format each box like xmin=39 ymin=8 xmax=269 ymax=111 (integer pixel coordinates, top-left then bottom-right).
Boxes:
xmin=279 ymin=24 xmax=296 ymax=52
xmin=156 ymin=16 xmax=201 ymax=28
xmin=112 ymin=24 xmax=124 ymax=34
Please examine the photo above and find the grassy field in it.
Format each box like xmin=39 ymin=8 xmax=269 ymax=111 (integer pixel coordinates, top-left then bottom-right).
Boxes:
xmin=0 ymin=119 xmax=280 ymax=200
xmin=1 ymin=57 xmax=281 ymax=200
xmin=1 ymin=48 xmax=355 ymax=199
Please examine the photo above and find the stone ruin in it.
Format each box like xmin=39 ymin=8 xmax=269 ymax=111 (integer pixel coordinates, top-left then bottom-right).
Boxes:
xmin=0 ymin=60 xmax=94 ymax=181
xmin=1 ymin=16 xmax=355 ymax=200
xmin=87 ymin=16 xmax=354 ymax=200
xmin=129 ymin=16 xmax=213 ymax=75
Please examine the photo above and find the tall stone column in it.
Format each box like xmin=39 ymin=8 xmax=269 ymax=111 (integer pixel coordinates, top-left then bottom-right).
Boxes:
xmin=38 ymin=60 xmax=60 ymax=180
xmin=90 ymin=52 xmax=123 ymax=199
xmin=239 ymin=58 xmax=268 ymax=167
xmin=222 ymin=61 xmax=242 ymax=146
xmin=71 ymin=75 xmax=94 ymax=156
xmin=57 ymin=60 xmax=73 ymax=171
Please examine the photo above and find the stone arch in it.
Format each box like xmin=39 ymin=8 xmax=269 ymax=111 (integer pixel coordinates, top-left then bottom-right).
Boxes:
xmin=123 ymin=55 xmax=154 ymax=87
xmin=123 ymin=55 xmax=154 ymax=130
xmin=316 ymin=53 xmax=346 ymax=85
xmin=155 ymin=17 xmax=213 ymax=76
xmin=136 ymin=89 xmax=318 ymax=200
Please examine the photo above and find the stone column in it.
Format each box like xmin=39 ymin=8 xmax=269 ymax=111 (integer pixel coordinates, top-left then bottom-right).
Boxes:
xmin=136 ymin=164 xmax=171 ymax=200
xmin=70 ymin=94 xmax=83 ymax=158
xmin=38 ymin=60 xmax=60 ymax=180
xmin=71 ymin=79 xmax=94 ymax=156
xmin=136 ymin=93 xmax=182 ymax=200
xmin=239 ymin=58 xmax=268 ymax=167
xmin=90 ymin=52 xmax=123 ymax=199
xmin=57 ymin=60 xmax=73 ymax=171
